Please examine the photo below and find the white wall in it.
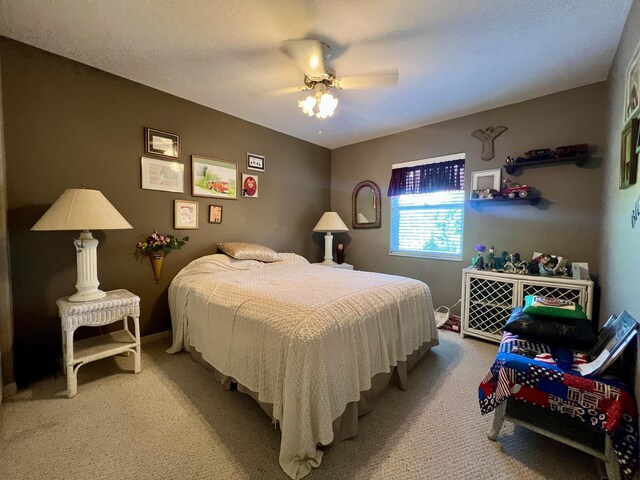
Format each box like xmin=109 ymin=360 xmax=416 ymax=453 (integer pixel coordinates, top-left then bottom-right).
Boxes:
xmin=601 ymin=0 xmax=640 ymax=417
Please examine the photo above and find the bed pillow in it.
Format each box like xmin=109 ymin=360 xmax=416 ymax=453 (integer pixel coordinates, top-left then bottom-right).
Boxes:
xmin=217 ymin=242 xmax=282 ymax=263
xmin=522 ymin=295 xmax=588 ymax=320
xmin=504 ymin=307 xmax=596 ymax=351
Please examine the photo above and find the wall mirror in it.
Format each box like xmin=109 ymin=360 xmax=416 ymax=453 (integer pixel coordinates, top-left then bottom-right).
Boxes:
xmin=352 ymin=180 xmax=381 ymax=229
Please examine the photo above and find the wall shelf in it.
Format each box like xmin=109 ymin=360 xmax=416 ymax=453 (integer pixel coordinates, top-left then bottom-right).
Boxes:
xmin=469 ymin=195 xmax=541 ymax=206
xmin=503 ymin=154 xmax=588 ymax=174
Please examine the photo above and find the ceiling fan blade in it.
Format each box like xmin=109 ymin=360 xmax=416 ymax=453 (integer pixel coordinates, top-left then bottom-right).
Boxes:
xmin=263 ymin=85 xmax=309 ymax=97
xmin=281 ymin=39 xmax=326 ymax=80
xmin=336 ymin=69 xmax=399 ymax=90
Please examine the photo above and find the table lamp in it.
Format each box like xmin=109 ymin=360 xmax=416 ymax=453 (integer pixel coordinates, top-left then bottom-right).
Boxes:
xmin=313 ymin=211 xmax=349 ymax=264
xmin=31 ymin=188 xmax=132 ymax=302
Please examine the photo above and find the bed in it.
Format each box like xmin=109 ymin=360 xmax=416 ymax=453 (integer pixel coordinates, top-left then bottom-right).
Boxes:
xmin=167 ymin=252 xmax=438 ymax=479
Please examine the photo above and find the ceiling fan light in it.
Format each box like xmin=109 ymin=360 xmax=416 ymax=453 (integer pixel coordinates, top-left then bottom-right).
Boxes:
xmin=316 ymin=92 xmax=338 ymax=118
xmin=299 ymin=95 xmax=316 ymax=116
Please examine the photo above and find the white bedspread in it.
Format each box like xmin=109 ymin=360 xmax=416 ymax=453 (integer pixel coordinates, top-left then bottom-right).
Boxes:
xmin=168 ymin=254 xmax=437 ymax=479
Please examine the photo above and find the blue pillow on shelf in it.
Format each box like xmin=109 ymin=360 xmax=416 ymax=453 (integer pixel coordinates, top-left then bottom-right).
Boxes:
xmin=503 ymin=307 xmax=596 ymax=351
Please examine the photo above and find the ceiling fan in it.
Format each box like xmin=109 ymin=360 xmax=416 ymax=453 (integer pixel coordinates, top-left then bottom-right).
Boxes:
xmin=276 ymin=39 xmax=399 ymax=119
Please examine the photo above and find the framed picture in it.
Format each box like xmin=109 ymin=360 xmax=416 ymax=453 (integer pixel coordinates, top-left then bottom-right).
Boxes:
xmin=191 ymin=155 xmax=237 ymax=199
xmin=620 ymin=118 xmax=638 ymax=189
xmin=579 ymin=310 xmax=639 ymax=377
xmin=209 ymin=205 xmax=223 ymax=224
xmin=145 ymin=127 xmax=180 ymax=159
xmin=470 ymin=168 xmax=501 ymax=199
xmin=174 ymin=199 xmax=198 ymax=229
xmin=247 ymin=153 xmax=265 ymax=172
xmin=624 ymin=44 xmax=640 ymax=123
xmin=241 ymin=173 xmax=259 ymax=198
xmin=571 ymin=262 xmax=590 ymax=280
xmin=140 ymin=157 xmax=184 ymax=193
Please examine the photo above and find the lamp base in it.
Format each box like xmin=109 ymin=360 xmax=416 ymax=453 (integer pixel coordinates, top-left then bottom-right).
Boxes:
xmin=319 ymin=260 xmax=338 ymax=265
xmin=69 ymin=230 xmax=105 ymax=303
xmin=323 ymin=232 xmax=334 ymax=263
xmin=69 ymin=289 xmax=107 ymax=302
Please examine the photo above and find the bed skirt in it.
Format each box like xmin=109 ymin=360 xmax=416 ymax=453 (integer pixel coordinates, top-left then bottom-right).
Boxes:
xmin=188 ymin=339 xmax=437 ymax=447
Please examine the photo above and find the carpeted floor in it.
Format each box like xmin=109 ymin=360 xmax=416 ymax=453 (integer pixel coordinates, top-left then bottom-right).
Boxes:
xmin=0 ymin=331 xmax=599 ymax=479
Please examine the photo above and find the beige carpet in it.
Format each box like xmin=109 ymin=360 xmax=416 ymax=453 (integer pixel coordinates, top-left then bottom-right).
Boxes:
xmin=0 ymin=331 xmax=598 ymax=479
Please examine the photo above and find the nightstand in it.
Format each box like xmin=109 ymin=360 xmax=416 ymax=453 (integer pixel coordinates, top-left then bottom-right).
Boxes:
xmin=312 ymin=262 xmax=354 ymax=270
xmin=56 ymin=289 xmax=141 ymax=398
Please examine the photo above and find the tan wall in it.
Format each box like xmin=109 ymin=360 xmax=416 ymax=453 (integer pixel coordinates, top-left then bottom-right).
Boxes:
xmin=601 ymin=0 xmax=640 ymax=407
xmin=332 ymin=83 xmax=606 ymax=314
xmin=0 ymin=38 xmax=331 ymax=385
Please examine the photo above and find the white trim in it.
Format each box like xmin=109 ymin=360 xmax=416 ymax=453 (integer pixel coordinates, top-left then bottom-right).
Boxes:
xmin=141 ymin=330 xmax=171 ymax=345
xmin=392 ymin=152 xmax=465 ymax=169
xmin=389 ymin=252 xmax=463 ymax=262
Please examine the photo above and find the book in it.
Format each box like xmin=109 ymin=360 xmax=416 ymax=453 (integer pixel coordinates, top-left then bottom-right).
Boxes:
xmin=577 ymin=311 xmax=639 ymax=376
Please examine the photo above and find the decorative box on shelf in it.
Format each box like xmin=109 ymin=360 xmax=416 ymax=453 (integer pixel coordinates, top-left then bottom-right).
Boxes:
xmin=460 ymin=268 xmax=593 ymax=343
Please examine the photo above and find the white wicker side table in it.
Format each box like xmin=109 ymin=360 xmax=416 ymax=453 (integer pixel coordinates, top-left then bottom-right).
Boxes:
xmin=56 ymin=289 xmax=141 ymax=398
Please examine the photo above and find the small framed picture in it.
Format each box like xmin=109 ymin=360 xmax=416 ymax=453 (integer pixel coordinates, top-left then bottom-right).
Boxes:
xmin=140 ymin=157 xmax=184 ymax=193
xmin=145 ymin=127 xmax=180 ymax=159
xmin=624 ymin=43 xmax=640 ymax=123
xmin=241 ymin=173 xmax=259 ymax=198
xmin=174 ymin=199 xmax=198 ymax=229
xmin=209 ymin=205 xmax=223 ymax=224
xmin=470 ymin=168 xmax=501 ymax=199
xmin=192 ymin=155 xmax=237 ymax=199
xmin=620 ymin=118 xmax=638 ymax=189
xmin=247 ymin=153 xmax=265 ymax=172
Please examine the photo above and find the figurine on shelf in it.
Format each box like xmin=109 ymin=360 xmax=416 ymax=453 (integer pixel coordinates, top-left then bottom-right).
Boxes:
xmin=488 ymin=245 xmax=496 ymax=270
xmin=501 ymin=179 xmax=531 ymax=199
xmin=494 ymin=250 xmax=510 ymax=271
xmin=500 ymin=251 xmax=529 ymax=274
xmin=472 ymin=244 xmax=486 ymax=269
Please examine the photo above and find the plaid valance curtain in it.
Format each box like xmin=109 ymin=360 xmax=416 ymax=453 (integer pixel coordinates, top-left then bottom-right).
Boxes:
xmin=387 ymin=159 xmax=465 ymax=196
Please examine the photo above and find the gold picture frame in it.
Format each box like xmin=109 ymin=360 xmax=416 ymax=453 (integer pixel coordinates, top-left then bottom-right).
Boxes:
xmin=624 ymin=44 xmax=640 ymax=123
xmin=620 ymin=118 xmax=638 ymax=189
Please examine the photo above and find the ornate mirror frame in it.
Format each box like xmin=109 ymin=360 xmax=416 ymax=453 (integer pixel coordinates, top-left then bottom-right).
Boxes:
xmin=352 ymin=180 xmax=381 ymax=229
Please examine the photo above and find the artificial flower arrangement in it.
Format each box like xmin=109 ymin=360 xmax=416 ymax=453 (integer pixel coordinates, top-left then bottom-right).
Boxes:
xmin=136 ymin=231 xmax=189 ymax=256
xmin=472 ymin=244 xmax=486 ymax=270
xmin=136 ymin=231 xmax=188 ymax=283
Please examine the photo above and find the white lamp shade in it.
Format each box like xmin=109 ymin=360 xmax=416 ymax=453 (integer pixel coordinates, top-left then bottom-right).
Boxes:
xmin=313 ymin=211 xmax=349 ymax=233
xmin=31 ymin=188 xmax=132 ymax=231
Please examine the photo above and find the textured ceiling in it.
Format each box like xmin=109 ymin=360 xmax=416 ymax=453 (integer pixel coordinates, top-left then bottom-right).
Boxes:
xmin=0 ymin=0 xmax=632 ymax=149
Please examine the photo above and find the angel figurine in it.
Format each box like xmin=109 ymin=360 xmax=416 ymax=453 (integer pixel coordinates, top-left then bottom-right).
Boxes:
xmin=471 ymin=126 xmax=508 ymax=160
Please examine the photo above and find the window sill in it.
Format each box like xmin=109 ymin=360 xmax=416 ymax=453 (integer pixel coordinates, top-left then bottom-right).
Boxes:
xmin=389 ymin=251 xmax=463 ymax=262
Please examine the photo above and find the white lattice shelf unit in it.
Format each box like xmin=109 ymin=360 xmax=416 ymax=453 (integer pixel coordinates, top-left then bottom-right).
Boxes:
xmin=460 ymin=268 xmax=594 ymax=343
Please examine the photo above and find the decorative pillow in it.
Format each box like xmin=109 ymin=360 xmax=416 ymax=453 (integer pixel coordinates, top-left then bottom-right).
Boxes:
xmin=522 ymin=295 xmax=588 ymax=319
xmin=504 ymin=307 xmax=596 ymax=351
xmin=216 ymin=242 xmax=282 ymax=263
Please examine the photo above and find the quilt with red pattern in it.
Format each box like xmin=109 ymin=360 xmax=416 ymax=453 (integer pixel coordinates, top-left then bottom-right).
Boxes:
xmin=479 ymin=332 xmax=638 ymax=477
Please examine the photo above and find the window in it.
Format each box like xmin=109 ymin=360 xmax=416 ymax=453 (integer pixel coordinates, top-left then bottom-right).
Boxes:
xmin=389 ymin=154 xmax=465 ymax=261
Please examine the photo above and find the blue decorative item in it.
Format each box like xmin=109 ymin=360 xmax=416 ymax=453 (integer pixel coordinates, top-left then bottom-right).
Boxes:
xmin=472 ymin=244 xmax=486 ymax=269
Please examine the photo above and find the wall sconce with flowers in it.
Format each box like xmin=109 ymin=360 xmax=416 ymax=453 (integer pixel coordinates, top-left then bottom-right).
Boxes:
xmin=136 ymin=231 xmax=188 ymax=283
